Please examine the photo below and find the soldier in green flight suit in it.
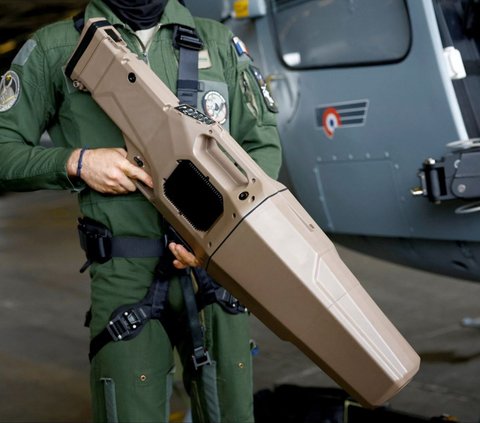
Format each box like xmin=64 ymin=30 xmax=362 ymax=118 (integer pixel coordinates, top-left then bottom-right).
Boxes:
xmin=0 ymin=0 xmax=282 ymax=422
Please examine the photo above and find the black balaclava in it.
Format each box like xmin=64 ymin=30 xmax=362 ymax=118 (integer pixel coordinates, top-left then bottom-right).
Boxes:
xmin=104 ymin=0 xmax=168 ymax=30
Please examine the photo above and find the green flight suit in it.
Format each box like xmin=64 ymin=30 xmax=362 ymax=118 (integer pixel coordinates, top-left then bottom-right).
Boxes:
xmin=0 ymin=0 xmax=282 ymax=422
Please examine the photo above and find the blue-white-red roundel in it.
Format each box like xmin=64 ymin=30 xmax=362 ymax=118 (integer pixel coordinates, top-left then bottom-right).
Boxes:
xmin=322 ymin=107 xmax=342 ymax=139
xmin=316 ymin=100 xmax=369 ymax=139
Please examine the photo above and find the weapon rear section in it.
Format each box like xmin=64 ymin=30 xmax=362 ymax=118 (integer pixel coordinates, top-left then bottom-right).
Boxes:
xmin=208 ymin=189 xmax=419 ymax=406
xmin=66 ymin=19 xmax=420 ymax=407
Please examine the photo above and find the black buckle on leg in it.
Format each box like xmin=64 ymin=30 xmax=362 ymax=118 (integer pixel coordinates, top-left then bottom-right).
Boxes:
xmin=107 ymin=306 xmax=148 ymax=341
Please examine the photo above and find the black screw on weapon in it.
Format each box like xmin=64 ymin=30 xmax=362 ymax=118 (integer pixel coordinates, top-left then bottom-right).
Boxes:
xmin=239 ymin=191 xmax=249 ymax=200
xmin=133 ymin=156 xmax=144 ymax=167
xmin=128 ymin=73 xmax=136 ymax=83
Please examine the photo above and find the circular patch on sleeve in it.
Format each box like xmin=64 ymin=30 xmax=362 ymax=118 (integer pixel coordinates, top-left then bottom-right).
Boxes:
xmin=0 ymin=70 xmax=21 ymax=112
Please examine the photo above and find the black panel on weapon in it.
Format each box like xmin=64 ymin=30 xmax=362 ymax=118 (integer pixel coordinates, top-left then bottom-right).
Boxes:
xmin=164 ymin=160 xmax=223 ymax=232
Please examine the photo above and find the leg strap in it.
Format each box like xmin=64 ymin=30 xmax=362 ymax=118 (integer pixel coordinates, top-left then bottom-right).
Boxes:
xmin=193 ymin=267 xmax=247 ymax=315
xmin=89 ymin=267 xmax=170 ymax=362
xmin=180 ymin=272 xmax=212 ymax=369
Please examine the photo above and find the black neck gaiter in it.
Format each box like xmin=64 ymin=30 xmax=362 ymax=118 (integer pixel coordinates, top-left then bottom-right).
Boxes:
xmin=104 ymin=0 xmax=167 ymax=30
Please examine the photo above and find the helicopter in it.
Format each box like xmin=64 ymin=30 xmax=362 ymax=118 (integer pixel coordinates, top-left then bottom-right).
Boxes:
xmin=2 ymin=0 xmax=480 ymax=283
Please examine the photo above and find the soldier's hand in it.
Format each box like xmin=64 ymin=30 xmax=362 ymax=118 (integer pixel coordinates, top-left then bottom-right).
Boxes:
xmin=67 ymin=147 xmax=153 ymax=194
xmin=169 ymin=242 xmax=201 ymax=269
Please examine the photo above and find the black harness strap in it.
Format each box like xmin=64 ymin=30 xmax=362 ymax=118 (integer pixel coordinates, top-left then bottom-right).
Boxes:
xmin=193 ymin=266 xmax=247 ymax=315
xmin=180 ymin=272 xmax=212 ymax=368
xmin=88 ymin=231 xmax=174 ymax=362
xmin=80 ymin=220 xmax=244 ymax=365
xmin=73 ymin=12 xmax=85 ymax=33
xmin=173 ymin=25 xmax=203 ymax=107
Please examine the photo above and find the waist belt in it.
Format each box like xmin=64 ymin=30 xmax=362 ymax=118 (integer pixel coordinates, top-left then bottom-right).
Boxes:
xmin=78 ymin=217 xmax=166 ymax=272
xmin=77 ymin=217 xmax=246 ymax=364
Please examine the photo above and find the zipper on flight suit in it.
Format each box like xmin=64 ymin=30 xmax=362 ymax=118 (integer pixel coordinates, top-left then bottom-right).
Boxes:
xmin=126 ymin=24 xmax=162 ymax=66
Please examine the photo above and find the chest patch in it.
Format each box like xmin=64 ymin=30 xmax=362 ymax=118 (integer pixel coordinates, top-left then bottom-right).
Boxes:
xmin=202 ymin=90 xmax=228 ymax=124
xmin=0 ymin=70 xmax=20 ymax=112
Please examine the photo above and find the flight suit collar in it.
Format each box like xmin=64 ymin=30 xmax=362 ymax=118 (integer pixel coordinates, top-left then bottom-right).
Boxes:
xmin=160 ymin=0 xmax=196 ymax=29
xmin=85 ymin=0 xmax=196 ymax=31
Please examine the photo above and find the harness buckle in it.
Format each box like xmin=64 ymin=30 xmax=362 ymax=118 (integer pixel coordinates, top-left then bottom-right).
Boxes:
xmin=173 ymin=25 xmax=203 ymax=51
xmin=215 ymin=287 xmax=247 ymax=314
xmin=107 ymin=307 xmax=147 ymax=341
xmin=192 ymin=346 xmax=212 ymax=369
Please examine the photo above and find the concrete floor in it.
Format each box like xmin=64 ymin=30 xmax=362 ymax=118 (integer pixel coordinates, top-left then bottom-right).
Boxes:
xmin=1 ymin=190 xmax=480 ymax=422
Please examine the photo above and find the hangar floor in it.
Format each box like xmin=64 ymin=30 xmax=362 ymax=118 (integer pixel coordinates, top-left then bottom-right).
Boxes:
xmin=1 ymin=191 xmax=480 ymax=422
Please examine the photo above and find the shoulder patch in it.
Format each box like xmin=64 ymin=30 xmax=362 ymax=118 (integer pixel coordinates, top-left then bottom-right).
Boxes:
xmin=12 ymin=39 xmax=37 ymax=67
xmin=249 ymin=65 xmax=278 ymax=113
xmin=232 ymin=36 xmax=251 ymax=60
xmin=0 ymin=70 xmax=21 ymax=112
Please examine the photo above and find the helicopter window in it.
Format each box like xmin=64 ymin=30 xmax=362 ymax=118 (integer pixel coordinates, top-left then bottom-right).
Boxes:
xmin=271 ymin=0 xmax=411 ymax=69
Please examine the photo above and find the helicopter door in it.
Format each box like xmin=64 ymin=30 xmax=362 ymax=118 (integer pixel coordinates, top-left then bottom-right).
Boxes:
xmin=259 ymin=0 xmax=472 ymax=240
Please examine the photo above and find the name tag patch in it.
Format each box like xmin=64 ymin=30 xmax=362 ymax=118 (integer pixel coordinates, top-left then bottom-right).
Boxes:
xmin=198 ymin=50 xmax=212 ymax=69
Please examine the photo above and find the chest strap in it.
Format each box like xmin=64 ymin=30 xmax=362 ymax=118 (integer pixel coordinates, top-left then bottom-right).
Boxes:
xmin=73 ymin=12 xmax=85 ymax=33
xmin=173 ymin=24 xmax=203 ymax=107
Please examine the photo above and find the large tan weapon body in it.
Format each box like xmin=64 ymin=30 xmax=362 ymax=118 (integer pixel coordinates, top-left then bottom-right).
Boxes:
xmin=66 ymin=19 xmax=420 ymax=407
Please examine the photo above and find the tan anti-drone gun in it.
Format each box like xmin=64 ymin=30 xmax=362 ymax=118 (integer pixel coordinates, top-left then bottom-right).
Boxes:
xmin=66 ymin=18 xmax=420 ymax=407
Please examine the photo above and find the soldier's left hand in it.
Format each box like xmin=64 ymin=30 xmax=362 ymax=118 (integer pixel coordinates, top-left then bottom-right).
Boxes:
xmin=169 ymin=242 xmax=201 ymax=269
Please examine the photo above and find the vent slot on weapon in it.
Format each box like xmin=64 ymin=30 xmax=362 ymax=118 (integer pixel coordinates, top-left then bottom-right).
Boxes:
xmin=164 ymin=160 xmax=223 ymax=231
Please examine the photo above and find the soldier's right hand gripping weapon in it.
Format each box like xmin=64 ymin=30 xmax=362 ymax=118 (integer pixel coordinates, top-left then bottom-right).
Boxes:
xmin=66 ymin=19 xmax=420 ymax=408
